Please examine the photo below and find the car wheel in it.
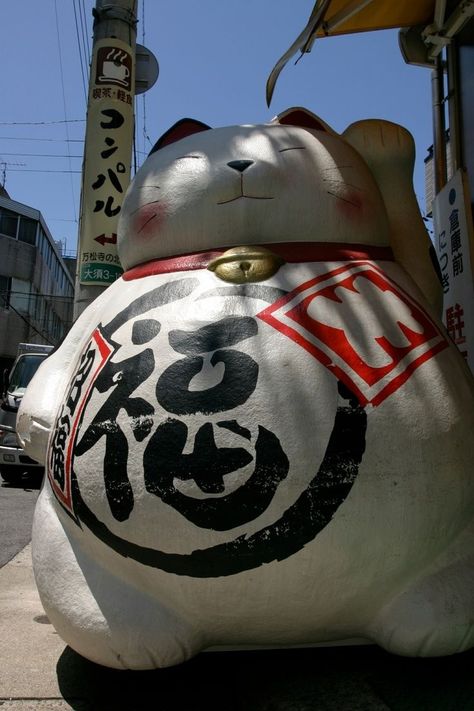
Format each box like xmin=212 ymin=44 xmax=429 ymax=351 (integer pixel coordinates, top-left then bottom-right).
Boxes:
xmin=25 ymin=467 xmax=45 ymax=487
xmin=0 ymin=465 xmax=23 ymax=484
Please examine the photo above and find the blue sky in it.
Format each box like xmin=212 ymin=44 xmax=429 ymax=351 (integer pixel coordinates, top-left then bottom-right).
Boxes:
xmin=1 ymin=1 xmax=434 ymax=255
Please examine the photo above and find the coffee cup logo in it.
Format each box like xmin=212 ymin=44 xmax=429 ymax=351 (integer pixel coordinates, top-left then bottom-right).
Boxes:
xmin=96 ymin=46 xmax=132 ymax=91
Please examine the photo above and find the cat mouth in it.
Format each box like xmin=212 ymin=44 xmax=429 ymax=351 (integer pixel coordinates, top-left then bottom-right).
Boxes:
xmin=217 ymin=194 xmax=274 ymax=205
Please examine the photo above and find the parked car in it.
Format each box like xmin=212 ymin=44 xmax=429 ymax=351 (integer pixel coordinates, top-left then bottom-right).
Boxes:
xmin=0 ymin=343 xmax=53 ymax=484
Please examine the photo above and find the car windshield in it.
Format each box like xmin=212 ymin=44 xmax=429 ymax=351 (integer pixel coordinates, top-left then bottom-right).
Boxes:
xmin=8 ymin=354 xmax=47 ymax=395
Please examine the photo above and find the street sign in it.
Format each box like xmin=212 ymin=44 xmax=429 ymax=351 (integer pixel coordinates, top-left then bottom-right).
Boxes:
xmin=79 ymin=37 xmax=135 ymax=286
xmin=135 ymin=44 xmax=159 ymax=95
xmin=433 ymin=169 xmax=474 ymax=371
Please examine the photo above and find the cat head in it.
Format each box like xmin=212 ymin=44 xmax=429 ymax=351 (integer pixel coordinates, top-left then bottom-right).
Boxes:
xmin=118 ymin=107 xmax=440 ymax=308
xmin=118 ymin=107 xmax=389 ymax=264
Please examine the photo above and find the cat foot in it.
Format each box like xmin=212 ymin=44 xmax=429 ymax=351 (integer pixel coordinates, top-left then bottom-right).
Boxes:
xmin=33 ymin=488 xmax=202 ymax=669
xmin=368 ymin=535 xmax=474 ymax=657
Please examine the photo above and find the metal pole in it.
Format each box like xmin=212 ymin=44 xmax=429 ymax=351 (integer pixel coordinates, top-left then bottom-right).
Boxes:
xmin=73 ymin=0 xmax=138 ymax=320
xmin=431 ymin=53 xmax=448 ymax=194
xmin=447 ymin=41 xmax=462 ymax=173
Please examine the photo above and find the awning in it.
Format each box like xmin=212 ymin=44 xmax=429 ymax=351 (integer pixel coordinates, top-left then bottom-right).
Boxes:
xmin=313 ymin=0 xmax=434 ymax=37
xmin=266 ymin=0 xmax=474 ymax=104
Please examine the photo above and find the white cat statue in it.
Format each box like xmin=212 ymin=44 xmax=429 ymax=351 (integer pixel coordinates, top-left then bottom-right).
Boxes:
xmin=18 ymin=107 xmax=474 ymax=669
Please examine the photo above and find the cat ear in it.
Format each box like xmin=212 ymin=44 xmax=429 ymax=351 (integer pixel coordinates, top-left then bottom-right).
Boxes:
xmin=273 ymin=107 xmax=335 ymax=134
xmin=148 ymin=118 xmax=212 ymax=155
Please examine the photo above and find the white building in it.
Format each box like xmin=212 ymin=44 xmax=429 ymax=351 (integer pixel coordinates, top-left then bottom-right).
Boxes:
xmin=0 ymin=191 xmax=75 ymax=371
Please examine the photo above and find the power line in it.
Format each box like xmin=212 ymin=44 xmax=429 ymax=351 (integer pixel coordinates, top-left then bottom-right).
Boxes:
xmin=142 ymin=0 xmax=152 ymax=150
xmin=0 ymin=137 xmax=84 ymax=143
xmin=0 ymin=119 xmax=85 ymax=126
xmin=0 ymin=153 xmax=83 ymax=158
xmin=79 ymin=0 xmax=92 ymax=59
xmin=54 ymin=0 xmax=78 ymax=223
xmin=72 ymin=0 xmax=89 ymax=104
xmin=1 ymin=291 xmax=74 ymax=301
xmin=0 ymin=293 xmax=56 ymax=345
xmin=7 ymin=169 xmax=82 ymax=174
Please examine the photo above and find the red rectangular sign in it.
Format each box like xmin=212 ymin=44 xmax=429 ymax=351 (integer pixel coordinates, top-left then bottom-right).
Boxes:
xmin=258 ymin=262 xmax=448 ymax=406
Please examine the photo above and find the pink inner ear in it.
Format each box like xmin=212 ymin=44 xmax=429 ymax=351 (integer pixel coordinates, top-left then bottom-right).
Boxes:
xmin=278 ymin=109 xmax=328 ymax=132
xmin=149 ymin=118 xmax=211 ymax=155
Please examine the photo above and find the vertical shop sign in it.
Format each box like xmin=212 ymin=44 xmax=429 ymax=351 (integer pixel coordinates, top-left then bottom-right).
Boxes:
xmin=433 ymin=170 xmax=474 ymax=372
xmin=79 ymin=38 xmax=134 ymax=286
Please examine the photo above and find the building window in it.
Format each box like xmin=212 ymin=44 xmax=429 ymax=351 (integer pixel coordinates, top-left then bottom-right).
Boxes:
xmin=18 ymin=216 xmax=37 ymax=245
xmin=10 ymin=277 xmax=30 ymax=314
xmin=38 ymin=227 xmax=47 ymax=258
xmin=32 ymin=288 xmax=41 ymax=323
xmin=0 ymin=208 xmax=18 ymax=239
xmin=0 ymin=275 xmax=11 ymax=309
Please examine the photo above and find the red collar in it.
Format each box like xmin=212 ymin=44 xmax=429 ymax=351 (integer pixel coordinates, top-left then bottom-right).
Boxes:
xmin=123 ymin=242 xmax=394 ymax=281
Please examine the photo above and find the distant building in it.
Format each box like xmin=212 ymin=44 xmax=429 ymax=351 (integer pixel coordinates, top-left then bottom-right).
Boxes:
xmin=0 ymin=193 xmax=75 ymax=372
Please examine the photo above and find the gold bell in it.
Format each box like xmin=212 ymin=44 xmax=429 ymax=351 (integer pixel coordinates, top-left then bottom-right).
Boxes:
xmin=208 ymin=245 xmax=285 ymax=284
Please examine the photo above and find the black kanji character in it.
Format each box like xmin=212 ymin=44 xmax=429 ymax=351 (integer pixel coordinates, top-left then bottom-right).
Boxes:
xmin=449 ymin=208 xmax=459 ymax=233
xmin=144 ymin=418 xmax=289 ymax=530
xmin=50 ymin=414 xmax=71 ymax=489
xmin=453 ymin=252 xmax=464 ymax=276
xmin=156 ymin=316 xmax=259 ymax=415
xmin=451 ymin=229 xmax=462 ymax=254
xmin=72 ymin=279 xmax=199 ymax=521
xmin=74 ymin=346 xmax=156 ymax=521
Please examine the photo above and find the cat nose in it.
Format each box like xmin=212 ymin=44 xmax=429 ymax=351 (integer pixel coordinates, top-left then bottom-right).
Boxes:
xmin=227 ymin=160 xmax=254 ymax=173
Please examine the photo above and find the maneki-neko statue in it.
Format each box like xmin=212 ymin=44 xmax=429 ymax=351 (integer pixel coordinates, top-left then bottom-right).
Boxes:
xmin=18 ymin=108 xmax=474 ymax=669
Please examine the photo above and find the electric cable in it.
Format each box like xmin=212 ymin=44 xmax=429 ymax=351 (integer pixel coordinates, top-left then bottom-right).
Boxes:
xmin=7 ymin=169 xmax=81 ymax=174
xmin=0 ymin=291 xmax=74 ymax=302
xmin=72 ymin=0 xmax=89 ymax=104
xmin=54 ymin=0 xmax=78 ymax=223
xmin=79 ymin=0 xmax=91 ymax=63
xmin=0 ymin=153 xmax=82 ymax=158
xmin=0 ymin=293 xmax=57 ymax=346
xmin=0 ymin=137 xmax=84 ymax=143
xmin=0 ymin=120 xmax=85 ymax=126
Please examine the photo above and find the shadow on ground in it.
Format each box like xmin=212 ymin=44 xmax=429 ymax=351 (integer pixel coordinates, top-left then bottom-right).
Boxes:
xmin=0 ymin=472 xmax=43 ymax=490
xmin=56 ymin=644 xmax=474 ymax=711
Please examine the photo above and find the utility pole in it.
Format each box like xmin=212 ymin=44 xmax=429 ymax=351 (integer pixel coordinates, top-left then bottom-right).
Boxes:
xmin=431 ymin=54 xmax=448 ymax=195
xmin=73 ymin=0 xmax=138 ymax=320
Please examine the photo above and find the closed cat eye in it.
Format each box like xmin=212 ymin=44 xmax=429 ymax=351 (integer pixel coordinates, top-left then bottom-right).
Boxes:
xmin=279 ymin=146 xmax=306 ymax=152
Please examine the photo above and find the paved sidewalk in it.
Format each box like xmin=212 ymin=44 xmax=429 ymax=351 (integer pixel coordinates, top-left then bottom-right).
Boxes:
xmin=1 ymin=545 xmax=473 ymax=710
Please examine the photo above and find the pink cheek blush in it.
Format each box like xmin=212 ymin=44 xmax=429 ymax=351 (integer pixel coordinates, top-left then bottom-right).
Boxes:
xmin=334 ymin=189 xmax=365 ymax=222
xmin=133 ymin=201 xmax=167 ymax=240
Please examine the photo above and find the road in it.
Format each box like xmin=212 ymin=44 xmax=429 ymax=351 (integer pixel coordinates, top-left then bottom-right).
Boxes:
xmin=0 ymin=474 xmax=41 ymax=567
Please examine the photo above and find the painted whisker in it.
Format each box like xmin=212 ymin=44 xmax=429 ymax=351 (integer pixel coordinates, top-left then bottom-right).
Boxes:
xmin=130 ymin=199 xmax=162 ymax=216
xmin=326 ymin=191 xmax=360 ymax=207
